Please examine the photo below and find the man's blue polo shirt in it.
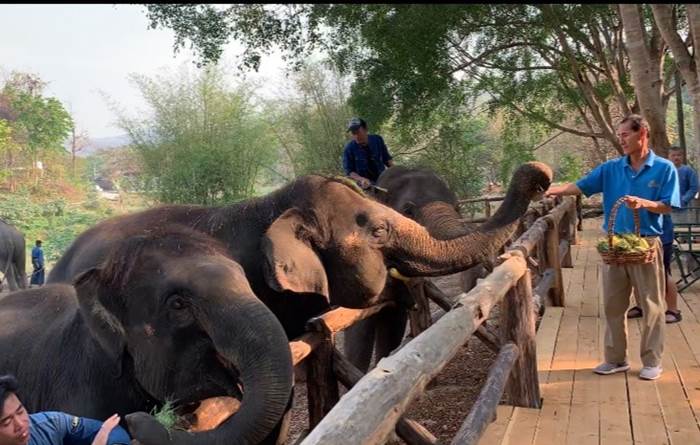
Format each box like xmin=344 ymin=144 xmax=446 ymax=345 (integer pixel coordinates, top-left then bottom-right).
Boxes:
xmin=342 ymin=134 xmax=392 ymax=183
xmin=576 ymin=150 xmax=680 ymax=236
xmin=29 ymin=411 xmax=131 ymax=445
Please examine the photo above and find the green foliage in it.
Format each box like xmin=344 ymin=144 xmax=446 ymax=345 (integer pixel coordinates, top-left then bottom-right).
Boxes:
xmin=150 ymin=400 xmax=179 ymax=430
xmin=113 ymin=64 xmax=276 ymax=205
xmin=2 ymin=72 xmax=73 ymax=155
xmin=383 ymin=89 xmax=496 ymax=198
xmin=558 ymin=152 xmax=584 ymax=183
xmin=266 ymin=62 xmax=353 ymax=179
xmin=0 ymin=191 xmax=113 ymax=264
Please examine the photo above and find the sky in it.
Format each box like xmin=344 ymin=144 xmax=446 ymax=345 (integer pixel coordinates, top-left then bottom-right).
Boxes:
xmin=0 ymin=4 xmax=288 ymax=138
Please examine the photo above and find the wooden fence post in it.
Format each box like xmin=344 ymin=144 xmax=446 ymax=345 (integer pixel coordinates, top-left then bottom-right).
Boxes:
xmin=408 ymin=279 xmax=432 ymax=337
xmin=500 ymin=268 xmax=541 ymax=408
xmin=484 ymin=199 xmax=491 ymax=218
xmin=305 ymin=326 xmax=339 ymax=428
xmin=545 ymin=216 xmax=565 ymax=306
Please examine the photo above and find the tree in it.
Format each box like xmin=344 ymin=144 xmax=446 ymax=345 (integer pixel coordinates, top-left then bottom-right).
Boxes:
xmin=618 ymin=4 xmax=671 ymax=155
xmin=266 ymin=62 xmax=353 ymax=178
xmin=651 ymin=4 xmax=700 ymax=164
xmin=141 ymin=4 xmax=677 ymax=158
xmin=69 ymin=125 xmax=90 ymax=176
xmin=112 ymin=64 xmax=276 ymax=205
xmin=0 ymin=72 xmax=73 ymax=187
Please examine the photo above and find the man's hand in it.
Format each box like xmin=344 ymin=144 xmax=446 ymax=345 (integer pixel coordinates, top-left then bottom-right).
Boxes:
xmin=92 ymin=414 xmax=120 ymax=445
xmin=623 ymin=195 xmax=646 ymax=210
xmin=356 ymin=177 xmax=371 ymax=189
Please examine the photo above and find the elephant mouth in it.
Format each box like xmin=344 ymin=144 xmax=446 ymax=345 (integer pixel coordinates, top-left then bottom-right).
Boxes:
xmin=161 ymin=353 xmax=244 ymax=432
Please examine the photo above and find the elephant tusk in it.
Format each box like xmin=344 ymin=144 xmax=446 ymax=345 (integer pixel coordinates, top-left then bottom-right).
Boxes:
xmin=389 ymin=267 xmax=411 ymax=283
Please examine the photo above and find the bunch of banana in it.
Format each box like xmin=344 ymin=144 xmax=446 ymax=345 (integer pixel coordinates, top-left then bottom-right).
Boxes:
xmin=597 ymin=233 xmax=650 ymax=253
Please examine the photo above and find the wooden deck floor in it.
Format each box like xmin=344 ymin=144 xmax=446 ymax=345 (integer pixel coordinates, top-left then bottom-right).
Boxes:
xmin=480 ymin=217 xmax=700 ymax=445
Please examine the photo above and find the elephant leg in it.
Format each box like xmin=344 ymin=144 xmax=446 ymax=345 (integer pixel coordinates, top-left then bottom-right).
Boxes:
xmin=5 ymin=265 xmax=19 ymax=291
xmin=373 ymin=305 xmax=409 ymax=362
xmin=343 ymin=317 xmax=377 ymax=373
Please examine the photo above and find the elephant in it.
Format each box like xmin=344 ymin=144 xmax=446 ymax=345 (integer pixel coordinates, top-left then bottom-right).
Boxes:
xmin=0 ymin=225 xmax=294 ymax=445
xmin=0 ymin=219 xmax=26 ymax=291
xmin=344 ymin=164 xmax=545 ymax=371
xmin=49 ymin=163 xmax=551 ymax=346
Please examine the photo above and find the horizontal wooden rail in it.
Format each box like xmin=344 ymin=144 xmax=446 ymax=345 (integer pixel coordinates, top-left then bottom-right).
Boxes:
xmin=300 ymin=253 xmax=527 ymax=445
xmin=289 ymin=302 xmax=395 ymax=366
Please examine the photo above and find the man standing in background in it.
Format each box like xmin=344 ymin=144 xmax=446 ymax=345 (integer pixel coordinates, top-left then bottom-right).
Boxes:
xmin=29 ymin=241 xmax=44 ymax=287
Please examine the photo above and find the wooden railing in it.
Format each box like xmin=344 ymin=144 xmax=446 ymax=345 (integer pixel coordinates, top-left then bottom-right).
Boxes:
xmin=294 ymin=195 xmax=579 ymax=445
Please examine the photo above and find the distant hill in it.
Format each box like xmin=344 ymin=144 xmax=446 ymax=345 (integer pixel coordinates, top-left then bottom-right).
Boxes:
xmin=67 ymin=134 xmax=132 ymax=158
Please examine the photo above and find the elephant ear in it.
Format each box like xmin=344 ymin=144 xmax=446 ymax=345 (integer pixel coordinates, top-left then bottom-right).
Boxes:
xmin=73 ymin=268 xmax=126 ymax=367
xmin=262 ymin=208 xmax=329 ymax=301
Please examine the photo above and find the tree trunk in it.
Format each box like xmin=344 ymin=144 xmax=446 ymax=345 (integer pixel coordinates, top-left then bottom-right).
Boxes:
xmin=652 ymin=4 xmax=700 ymax=165
xmin=619 ymin=4 xmax=671 ymax=156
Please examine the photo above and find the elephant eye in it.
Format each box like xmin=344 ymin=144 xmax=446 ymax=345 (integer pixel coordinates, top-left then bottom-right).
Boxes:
xmin=168 ymin=295 xmax=188 ymax=311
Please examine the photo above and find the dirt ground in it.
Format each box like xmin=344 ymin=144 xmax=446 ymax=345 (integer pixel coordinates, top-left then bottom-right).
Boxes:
xmin=284 ymin=272 xmax=503 ymax=444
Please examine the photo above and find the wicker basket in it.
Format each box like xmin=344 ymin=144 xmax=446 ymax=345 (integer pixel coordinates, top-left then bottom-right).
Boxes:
xmin=597 ymin=197 xmax=656 ymax=266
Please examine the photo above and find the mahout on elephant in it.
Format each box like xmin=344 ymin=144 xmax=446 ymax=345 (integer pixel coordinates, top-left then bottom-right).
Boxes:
xmin=0 ymin=225 xmax=293 ymax=445
xmin=344 ymin=163 xmax=552 ymax=371
xmin=0 ymin=219 xmax=26 ymax=292
xmin=49 ymin=164 xmax=552 ymax=346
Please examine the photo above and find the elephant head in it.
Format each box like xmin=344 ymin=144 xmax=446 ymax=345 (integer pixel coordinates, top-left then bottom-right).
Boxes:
xmin=262 ymin=162 xmax=552 ymax=308
xmin=73 ymin=226 xmax=293 ymax=445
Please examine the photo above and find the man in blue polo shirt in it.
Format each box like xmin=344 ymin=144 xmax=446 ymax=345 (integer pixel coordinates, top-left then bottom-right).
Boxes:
xmin=0 ymin=375 xmax=130 ymax=445
xmin=342 ymin=117 xmax=394 ymax=189
xmin=547 ymin=114 xmax=680 ymax=381
xmin=628 ymin=146 xmax=697 ymax=323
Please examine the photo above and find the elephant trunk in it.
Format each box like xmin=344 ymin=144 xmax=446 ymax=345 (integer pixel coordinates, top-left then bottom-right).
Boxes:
xmin=128 ymin=295 xmax=293 ymax=445
xmin=385 ymin=161 xmax=552 ymax=277
xmin=413 ymin=201 xmax=471 ymax=240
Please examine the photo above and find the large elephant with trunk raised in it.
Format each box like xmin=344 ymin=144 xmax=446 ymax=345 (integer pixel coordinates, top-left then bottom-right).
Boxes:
xmin=0 ymin=219 xmax=26 ymax=291
xmin=49 ymin=163 xmax=552 ymax=344
xmin=344 ymin=164 xmax=547 ymax=371
xmin=1 ymin=226 xmax=293 ymax=445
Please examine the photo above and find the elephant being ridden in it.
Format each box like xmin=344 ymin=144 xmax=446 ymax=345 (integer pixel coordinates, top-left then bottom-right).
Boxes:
xmin=345 ymin=163 xmax=550 ymax=371
xmin=0 ymin=226 xmax=293 ymax=445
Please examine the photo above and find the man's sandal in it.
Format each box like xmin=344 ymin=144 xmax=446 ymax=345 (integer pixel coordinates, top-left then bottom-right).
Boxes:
xmin=665 ymin=310 xmax=682 ymax=324
xmin=627 ymin=306 xmax=643 ymax=319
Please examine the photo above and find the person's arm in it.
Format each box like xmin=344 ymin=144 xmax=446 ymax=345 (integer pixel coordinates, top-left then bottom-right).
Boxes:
xmin=683 ymin=167 xmax=699 ymax=206
xmin=622 ymin=196 xmax=672 ymax=214
xmin=629 ymin=164 xmax=681 ymax=214
xmin=545 ymin=182 xmax=582 ymax=197
xmin=91 ymin=414 xmax=122 ymax=445
xmin=50 ymin=412 xmax=131 ymax=445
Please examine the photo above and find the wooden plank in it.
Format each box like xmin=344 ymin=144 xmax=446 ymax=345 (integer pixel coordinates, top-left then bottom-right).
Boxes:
xmin=565 ymin=316 xmax=600 ymax=445
xmin=478 ymin=405 xmax=515 ymax=445
xmin=500 ymin=408 xmax=540 ymax=445
xmin=300 ymin=255 xmax=528 ymax=445
xmin=664 ymin=323 xmax=700 ymax=439
xmin=596 ymin=314 xmax=632 ymax=445
xmin=656 ymin=324 xmax=700 ymax=444
xmin=627 ymin=319 xmax=670 ymax=445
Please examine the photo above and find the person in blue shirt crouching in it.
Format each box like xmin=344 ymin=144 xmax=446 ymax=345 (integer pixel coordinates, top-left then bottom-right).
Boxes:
xmin=0 ymin=375 xmax=130 ymax=445
xmin=547 ymin=114 xmax=680 ymax=381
